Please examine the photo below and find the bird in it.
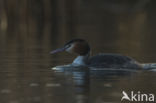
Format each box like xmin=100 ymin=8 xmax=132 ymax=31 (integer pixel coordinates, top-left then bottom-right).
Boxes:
xmin=50 ymin=38 xmax=152 ymax=69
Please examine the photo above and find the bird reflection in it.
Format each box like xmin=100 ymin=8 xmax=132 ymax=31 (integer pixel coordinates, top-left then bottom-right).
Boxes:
xmin=52 ymin=65 xmax=139 ymax=103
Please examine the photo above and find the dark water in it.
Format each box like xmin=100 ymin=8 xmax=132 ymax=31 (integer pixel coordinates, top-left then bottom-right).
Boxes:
xmin=0 ymin=0 xmax=156 ymax=103
xmin=0 ymin=38 xmax=156 ymax=103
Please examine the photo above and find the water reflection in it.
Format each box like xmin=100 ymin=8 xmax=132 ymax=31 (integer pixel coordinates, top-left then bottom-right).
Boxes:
xmin=52 ymin=65 xmax=139 ymax=78
xmin=0 ymin=0 xmax=156 ymax=103
xmin=52 ymin=64 xmax=156 ymax=103
xmin=52 ymin=65 xmax=154 ymax=103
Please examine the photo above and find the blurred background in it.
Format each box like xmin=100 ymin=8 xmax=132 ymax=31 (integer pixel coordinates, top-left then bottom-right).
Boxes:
xmin=0 ymin=0 xmax=156 ymax=103
xmin=0 ymin=0 xmax=156 ymax=62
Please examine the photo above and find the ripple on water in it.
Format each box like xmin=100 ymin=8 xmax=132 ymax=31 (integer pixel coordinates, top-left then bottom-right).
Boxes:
xmin=1 ymin=89 xmax=11 ymax=94
xmin=45 ymin=83 xmax=61 ymax=87
xmin=29 ymin=83 xmax=40 ymax=87
xmin=9 ymin=101 xmax=19 ymax=103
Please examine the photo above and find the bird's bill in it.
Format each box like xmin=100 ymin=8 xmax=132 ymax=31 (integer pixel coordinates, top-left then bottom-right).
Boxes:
xmin=50 ymin=47 xmax=66 ymax=54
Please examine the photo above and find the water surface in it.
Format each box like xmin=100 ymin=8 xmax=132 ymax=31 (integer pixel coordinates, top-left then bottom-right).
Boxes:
xmin=0 ymin=0 xmax=156 ymax=103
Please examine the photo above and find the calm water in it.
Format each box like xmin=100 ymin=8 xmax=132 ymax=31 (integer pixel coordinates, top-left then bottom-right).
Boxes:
xmin=1 ymin=0 xmax=156 ymax=103
xmin=0 ymin=37 xmax=156 ymax=103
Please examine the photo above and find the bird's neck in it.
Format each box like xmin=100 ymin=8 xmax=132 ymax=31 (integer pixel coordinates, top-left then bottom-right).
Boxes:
xmin=72 ymin=53 xmax=90 ymax=66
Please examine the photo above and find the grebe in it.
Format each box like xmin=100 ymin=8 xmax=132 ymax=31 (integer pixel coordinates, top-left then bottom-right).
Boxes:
xmin=50 ymin=39 xmax=153 ymax=69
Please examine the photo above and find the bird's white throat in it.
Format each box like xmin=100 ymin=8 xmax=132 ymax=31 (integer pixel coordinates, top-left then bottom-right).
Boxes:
xmin=72 ymin=54 xmax=89 ymax=66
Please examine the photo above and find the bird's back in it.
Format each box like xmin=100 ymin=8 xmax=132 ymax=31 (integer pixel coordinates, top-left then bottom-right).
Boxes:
xmin=88 ymin=53 xmax=142 ymax=69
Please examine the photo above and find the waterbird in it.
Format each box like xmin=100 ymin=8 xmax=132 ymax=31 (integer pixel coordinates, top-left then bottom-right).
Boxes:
xmin=50 ymin=39 xmax=155 ymax=69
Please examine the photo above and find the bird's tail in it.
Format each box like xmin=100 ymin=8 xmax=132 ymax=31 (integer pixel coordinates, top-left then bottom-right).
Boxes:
xmin=141 ymin=63 xmax=156 ymax=70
